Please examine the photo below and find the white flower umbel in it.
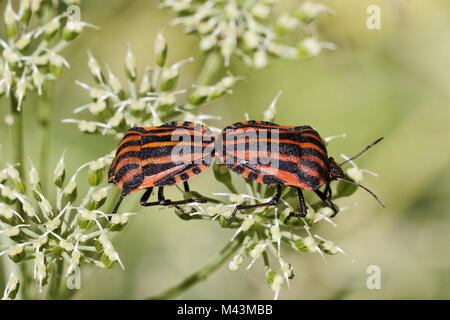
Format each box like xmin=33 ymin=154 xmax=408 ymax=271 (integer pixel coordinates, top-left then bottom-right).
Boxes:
xmin=0 ymin=0 xmax=94 ymax=109
xmin=161 ymin=0 xmax=334 ymax=68
xmin=67 ymin=33 xmax=239 ymax=136
xmin=0 ymin=151 xmax=134 ymax=293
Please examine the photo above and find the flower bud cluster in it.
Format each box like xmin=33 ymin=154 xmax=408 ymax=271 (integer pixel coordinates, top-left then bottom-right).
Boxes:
xmin=66 ymin=32 xmax=239 ymax=136
xmin=161 ymin=0 xmax=334 ymax=68
xmin=0 ymin=0 xmax=96 ymax=110
xmin=0 ymin=152 xmax=131 ymax=296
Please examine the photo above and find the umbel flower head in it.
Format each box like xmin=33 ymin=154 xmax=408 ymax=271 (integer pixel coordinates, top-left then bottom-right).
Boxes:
xmin=0 ymin=152 xmax=135 ymax=294
xmin=161 ymin=0 xmax=335 ymax=67
xmin=65 ymin=31 xmax=239 ymax=137
xmin=0 ymin=0 xmax=96 ymax=110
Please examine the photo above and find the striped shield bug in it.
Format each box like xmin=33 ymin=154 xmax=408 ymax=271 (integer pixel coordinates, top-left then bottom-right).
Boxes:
xmin=216 ymin=120 xmax=384 ymax=221
xmin=109 ymin=121 xmax=215 ymax=214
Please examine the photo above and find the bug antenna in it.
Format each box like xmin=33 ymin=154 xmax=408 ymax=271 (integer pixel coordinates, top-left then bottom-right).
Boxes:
xmin=336 ymin=178 xmax=385 ymax=208
xmin=339 ymin=137 xmax=384 ymax=166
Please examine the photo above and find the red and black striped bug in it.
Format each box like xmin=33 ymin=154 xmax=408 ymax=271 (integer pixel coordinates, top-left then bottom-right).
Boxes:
xmin=109 ymin=121 xmax=215 ymax=214
xmin=216 ymin=120 xmax=384 ymax=221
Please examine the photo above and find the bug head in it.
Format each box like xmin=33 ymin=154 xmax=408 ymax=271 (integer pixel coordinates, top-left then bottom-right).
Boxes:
xmin=328 ymin=157 xmax=345 ymax=181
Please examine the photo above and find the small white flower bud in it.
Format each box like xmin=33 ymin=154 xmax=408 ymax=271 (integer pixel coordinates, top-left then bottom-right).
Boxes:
xmin=125 ymin=46 xmax=137 ymax=80
xmin=45 ymin=217 xmax=61 ymax=231
xmin=253 ymin=50 xmax=268 ymax=69
xmin=44 ymin=17 xmax=61 ymax=36
xmin=4 ymin=1 xmax=17 ymax=38
xmin=251 ymin=4 xmax=270 ymax=19
xmin=3 ymin=47 xmax=20 ymax=66
xmin=243 ymin=31 xmax=259 ymax=49
xmin=270 ymin=224 xmax=281 ymax=241
xmin=250 ymin=243 xmax=265 ymax=259
xmin=78 ymin=120 xmax=97 ymax=133
xmin=347 ymin=167 xmax=364 ymax=183
xmin=228 ymin=254 xmax=244 ymax=271
xmin=63 ymin=179 xmax=77 ymax=202
xmin=31 ymin=0 xmax=43 ymax=13
xmin=158 ymin=92 xmax=176 ymax=107
xmin=88 ymin=52 xmax=103 ymax=82
xmin=225 ymin=3 xmax=240 ymax=20
xmin=155 ymin=31 xmax=168 ymax=67
xmin=130 ymin=100 xmax=145 ymax=111
xmin=200 ymin=34 xmax=217 ymax=51
xmin=22 ymin=201 xmax=36 ymax=218
xmin=88 ymin=100 xmax=106 ymax=115
xmin=32 ymin=68 xmax=44 ymax=95
xmin=16 ymin=33 xmax=32 ymax=50
xmin=139 ymin=71 xmax=151 ymax=94
xmin=241 ymin=216 xmax=255 ymax=232
xmin=6 ymin=227 xmax=20 ymax=238
xmin=92 ymin=188 xmax=107 ymax=203
xmin=60 ymin=239 xmax=74 ymax=252
xmin=108 ymin=71 xmax=122 ymax=94
xmin=198 ymin=19 xmax=216 ymax=34
xmin=2 ymin=273 xmax=19 ymax=300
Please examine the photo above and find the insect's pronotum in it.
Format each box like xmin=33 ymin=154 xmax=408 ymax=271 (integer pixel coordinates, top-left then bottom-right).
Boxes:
xmin=108 ymin=121 xmax=215 ymax=214
xmin=216 ymin=120 xmax=384 ymax=221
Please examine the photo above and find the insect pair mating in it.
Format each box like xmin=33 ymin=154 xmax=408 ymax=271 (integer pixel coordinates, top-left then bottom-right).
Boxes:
xmin=108 ymin=120 xmax=384 ymax=221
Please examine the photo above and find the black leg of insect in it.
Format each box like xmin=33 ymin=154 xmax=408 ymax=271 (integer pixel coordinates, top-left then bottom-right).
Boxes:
xmin=285 ymin=188 xmax=308 ymax=222
xmin=314 ymin=189 xmax=339 ymax=217
xmin=225 ymin=185 xmax=282 ymax=221
xmin=324 ymin=183 xmax=332 ymax=199
xmin=140 ymin=182 xmax=206 ymax=213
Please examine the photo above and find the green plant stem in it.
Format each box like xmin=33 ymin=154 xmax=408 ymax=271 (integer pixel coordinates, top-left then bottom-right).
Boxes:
xmin=196 ymin=50 xmax=224 ymax=86
xmin=148 ymin=233 xmax=245 ymax=300
xmin=10 ymin=95 xmax=33 ymax=299
xmin=0 ymin=256 xmax=6 ymax=293
xmin=38 ymin=83 xmax=52 ymax=192
xmin=47 ymin=258 xmax=64 ymax=299
xmin=10 ymin=94 xmax=24 ymax=177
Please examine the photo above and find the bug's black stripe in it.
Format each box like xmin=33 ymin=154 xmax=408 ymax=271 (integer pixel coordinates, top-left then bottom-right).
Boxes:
xmin=300 ymin=148 xmax=328 ymax=164
xmin=300 ymin=158 xmax=328 ymax=180
xmin=141 ymin=134 xmax=213 ymax=145
xmin=113 ymin=163 xmax=140 ymax=183
xmin=142 ymin=162 xmax=178 ymax=176
xmin=262 ymin=175 xmax=284 ymax=184
xmin=115 ymin=139 xmax=141 ymax=155
xmin=122 ymin=173 xmax=145 ymax=195
xmin=110 ymin=151 xmax=141 ymax=174
xmin=295 ymin=170 xmax=321 ymax=190
xmin=153 ymin=163 xmax=198 ymax=186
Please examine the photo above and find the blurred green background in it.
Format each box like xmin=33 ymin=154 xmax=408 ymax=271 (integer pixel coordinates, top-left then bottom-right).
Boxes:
xmin=1 ymin=0 xmax=450 ymax=299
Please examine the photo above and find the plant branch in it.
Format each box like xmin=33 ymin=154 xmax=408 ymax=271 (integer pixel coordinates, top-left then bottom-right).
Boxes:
xmin=38 ymin=83 xmax=52 ymax=192
xmin=148 ymin=233 xmax=245 ymax=300
xmin=10 ymin=94 xmax=24 ymax=177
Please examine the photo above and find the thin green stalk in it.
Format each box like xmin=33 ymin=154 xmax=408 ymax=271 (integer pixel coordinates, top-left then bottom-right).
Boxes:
xmin=10 ymin=94 xmax=24 ymax=177
xmin=0 ymin=256 xmax=6 ymax=292
xmin=148 ymin=233 xmax=245 ymax=300
xmin=10 ymin=94 xmax=33 ymax=299
xmin=196 ymin=51 xmax=224 ymax=86
xmin=38 ymin=83 xmax=52 ymax=192
xmin=47 ymin=258 xmax=64 ymax=299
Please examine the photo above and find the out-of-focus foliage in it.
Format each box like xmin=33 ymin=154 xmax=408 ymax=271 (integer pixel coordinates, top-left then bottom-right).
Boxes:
xmin=1 ymin=0 xmax=450 ymax=299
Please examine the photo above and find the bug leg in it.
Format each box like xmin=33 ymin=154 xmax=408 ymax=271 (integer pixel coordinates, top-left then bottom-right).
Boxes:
xmin=285 ymin=188 xmax=308 ymax=223
xmin=226 ymin=185 xmax=282 ymax=221
xmin=324 ymin=183 xmax=332 ymax=199
xmin=314 ymin=189 xmax=339 ymax=217
xmin=111 ymin=192 xmax=126 ymax=218
xmin=183 ymin=181 xmax=190 ymax=192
